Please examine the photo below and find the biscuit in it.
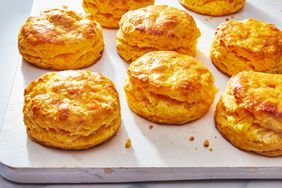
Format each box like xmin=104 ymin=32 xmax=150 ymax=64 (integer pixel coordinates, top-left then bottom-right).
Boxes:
xmin=116 ymin=5 xmax=201 ymax=63
xmin=18 ymin=8 xmax=104 ymax=70
xmin=83 ymin=0 xmax=154 ymax=28
xmin=179 ymin=0 xmax=245 ymax=16
xmin=124 ymin=51 xmax=217 ymax=124
xmin=215 ymin=71 xmax=282 ymax=157
xmin=210 ymin=19 xmax=282 ymax=77
xmin=23 ymin=70 xmax=120 ymax=150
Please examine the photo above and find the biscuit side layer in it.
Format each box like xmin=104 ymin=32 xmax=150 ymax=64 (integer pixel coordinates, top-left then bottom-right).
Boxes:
xmin=179 ymin=0 xmax=245 ymax=16
xmin=124 ymin=78 xmax=212 ymax=124
xmin=215 ymin=71 xmax=282 ymax=157
xmin=215 ymin=99 xmax=282 ymax=157
xmin=26 ymin=110 xmax=120 ymax=150
xmin=116 ymin=34 xmax=196 ymax=63
xmin=83 ymin=0 xmax=154 ymax=28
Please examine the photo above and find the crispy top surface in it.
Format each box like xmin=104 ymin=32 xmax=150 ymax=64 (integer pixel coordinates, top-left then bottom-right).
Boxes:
xmin=215 ymin=19 xmax=282 ymax=57
xmin=119 ymin=5 xmax=200 ymax=40
xmin=229 ymin=71 xmax=282 ymax=120
xmin=20 ymin=8 xmax=101 ymax=45
xmin=24 ymin=70 xmax=119 ymax=130
xmin=127 ymin=51 xmax=215 ymax=101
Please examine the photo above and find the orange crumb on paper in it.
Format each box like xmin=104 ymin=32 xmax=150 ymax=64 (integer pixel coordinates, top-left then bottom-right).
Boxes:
xmin=225 ymin=18 xmax=229 ymax=21
xmin=205 ymin=16 xmax=213 ymax=22
xmin=209 ymin=148 xmax=213 ymax=152
xmin=149 ymin=125 xmax=154 ymax=129
xmin=125 ymin=138 xmax=132 ymax=149
xmin=203 ymin=140 xmax=209 ymax=148
xmin=188 ymin=136 xmax=195 ymax=141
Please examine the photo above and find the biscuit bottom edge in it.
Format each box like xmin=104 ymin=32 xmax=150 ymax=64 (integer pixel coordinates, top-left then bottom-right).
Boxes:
xmin=26 ymin=116 xmax=121 ymax=150
xmin=116 ymin=38 xmax=196 ymax=63
xmin=124 ymin=80 xmax=211 ymax=125
xmin=215 ymin=99 xmax=282 ymax=157
xmin=21 ymin=42 xmax=104 ymax=70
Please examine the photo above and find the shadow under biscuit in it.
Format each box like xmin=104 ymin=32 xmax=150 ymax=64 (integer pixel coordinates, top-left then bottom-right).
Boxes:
xmin=26 ymin=120 xmax=140 ymax=167
xmin=21 ymin=59 xmax=50 ymax=87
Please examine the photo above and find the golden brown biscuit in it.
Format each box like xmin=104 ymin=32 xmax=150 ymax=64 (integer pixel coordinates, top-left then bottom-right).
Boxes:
xmin=215 ymin=71 xmax=282 ymax=157
xmin=116 ymin=5 xmax=201 ymax=63
xmin=18 ymin=8 xmax=104 ymax=70
xmin=83 ymin=0 xmax=154 ymax=28
xmin=179 ymin=0 xmax=245 ymax=16
xmin=23 ymin=70 xmax=120 ymax=150
xmin=210 ymin=19 xmax=282 ymax=77
xmin=124 ymin=51 xmax=217 ymax=124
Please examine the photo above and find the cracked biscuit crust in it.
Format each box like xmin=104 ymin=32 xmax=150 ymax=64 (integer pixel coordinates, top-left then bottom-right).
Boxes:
xmin=83 ymin=0 xmax=154 ymax=28
xmin=116 ymin=5 xmax=200 ymax=63
xmin=210 ymin=19 xmax=282 ymax=77
xmin=179 ymin=0 xmax=245 ymax=16
xmin=23 ymin=70 xmax=120 ymax=150
xmin=18 ymin=8 xmax=104 ymax=70
xmin=215 ymin=71 xmax=282 ymax=156
xmin=124 ymin=51 xmax=217 ymax=124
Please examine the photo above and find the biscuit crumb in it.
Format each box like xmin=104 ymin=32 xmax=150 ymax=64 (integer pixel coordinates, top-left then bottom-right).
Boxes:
xmin=62 ymin=5 xmax=68 ymax=9
xmin=149 ymin=125 xmax=154 ymax=129
xmin=203 ymin=140 xmax=209 ymax=148
xmin=188 ymin=136 xmax=195 ymax=141
xmin=204 ymin=16 xmax=213 ymax=22
xmin=104 ymin=168 xmax=113 ymax=174
xmin=209 ymin=148 xmax=213 ymax=152
xmin=125 ymin=138 xmax=132 ymax=149
xmin=225 ymin=18 xmax=229 ymax=21
xmin=231 ymin=16 xmax=234 ymax=18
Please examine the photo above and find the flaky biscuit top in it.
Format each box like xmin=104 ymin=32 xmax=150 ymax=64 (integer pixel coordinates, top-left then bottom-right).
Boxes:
xmin=127 ymin=51 xmax=216 ymax=103
xmin=24 ymin=70 xmax=119 ymax=135
xmin=119 ymin=5 xmax=200 ymax=47
xmin=20 ymin=8 xmax=101 ymax=45
xmin=215 ymin=19 xmax=282 ymax=59
xmin=225 ymin=71 xmax=282 ymax=132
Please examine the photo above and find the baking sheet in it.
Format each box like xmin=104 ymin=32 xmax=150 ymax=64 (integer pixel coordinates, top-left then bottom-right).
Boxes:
xmin=0 ymin=0 xmax=281 ymax=183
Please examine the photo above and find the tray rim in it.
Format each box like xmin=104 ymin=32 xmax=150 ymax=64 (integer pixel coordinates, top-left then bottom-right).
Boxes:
xmin=1 ymin=0 xmax=282 ymax=184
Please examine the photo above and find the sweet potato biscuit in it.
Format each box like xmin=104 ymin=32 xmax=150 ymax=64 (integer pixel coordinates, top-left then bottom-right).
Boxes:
xmin=179 ymin=0 xmax=245 ymax=16
xmin=23 ymin=70 xmax=120 ymax=150
xmin=18 ymin=8 xmax=104 ymax=70
xmin=215 ymin=71 xmax=282 ymax=157
xmin=210 ymin=19 xmax=282 ymax=77
xmin=116 ymin=5 xmax=201 ymax=63
xmin=83 ymin=0 xmax=154 ymax=28
xmin=124 ymin=51 xmax=217 ymax=124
